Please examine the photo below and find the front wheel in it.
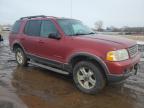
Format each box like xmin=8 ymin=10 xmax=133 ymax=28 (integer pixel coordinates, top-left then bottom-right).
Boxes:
xmin=73 ymin=61 xmax=106 ymax=94
xmin=15 ymin=48 xmax=28 ymax=66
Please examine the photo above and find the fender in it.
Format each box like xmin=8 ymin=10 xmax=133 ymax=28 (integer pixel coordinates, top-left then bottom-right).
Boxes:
xmin=67 ymin=52 xmax=110 ymax=75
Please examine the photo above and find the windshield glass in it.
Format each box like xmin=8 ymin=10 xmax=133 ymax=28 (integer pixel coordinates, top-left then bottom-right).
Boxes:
xmin=57 ymin=19 xmax=95 ymax=36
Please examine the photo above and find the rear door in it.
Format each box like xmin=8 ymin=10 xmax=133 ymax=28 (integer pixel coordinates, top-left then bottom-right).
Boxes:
xmin=21 ymin=20 xmax=41 ymax=55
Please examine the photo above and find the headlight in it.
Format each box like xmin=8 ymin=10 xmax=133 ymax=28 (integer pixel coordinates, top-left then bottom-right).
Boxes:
xmin=106 ymin=49 xmax=129 ymax=61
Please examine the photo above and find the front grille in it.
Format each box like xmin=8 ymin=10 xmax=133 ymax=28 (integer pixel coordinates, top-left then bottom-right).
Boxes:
xmin=128 ymin=45 xmax=138 ymax=58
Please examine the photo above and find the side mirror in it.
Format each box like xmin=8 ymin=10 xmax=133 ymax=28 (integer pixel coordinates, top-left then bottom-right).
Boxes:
xmin=48 ymin=33 xmax=61 ymax=40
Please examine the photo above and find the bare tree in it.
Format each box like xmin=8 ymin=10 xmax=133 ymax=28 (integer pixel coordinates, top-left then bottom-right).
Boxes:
xmin=94 ymin=21 xmax=103 ymax=31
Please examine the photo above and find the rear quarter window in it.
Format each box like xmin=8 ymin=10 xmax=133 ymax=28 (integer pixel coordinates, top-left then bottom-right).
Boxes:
xmin=11 ymin=21 xmax=21 ymax=33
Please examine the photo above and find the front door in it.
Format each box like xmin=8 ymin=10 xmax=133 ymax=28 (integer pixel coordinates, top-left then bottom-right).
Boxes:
xmin=36 ymin=20 xmax=64 ymax=62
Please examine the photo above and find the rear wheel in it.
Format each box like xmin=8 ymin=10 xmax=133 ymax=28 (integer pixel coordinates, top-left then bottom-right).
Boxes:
xmin=15 ymin=48 xmax=28 ymax=66
xmin=73 ymin=61 xmax=105 ymax=94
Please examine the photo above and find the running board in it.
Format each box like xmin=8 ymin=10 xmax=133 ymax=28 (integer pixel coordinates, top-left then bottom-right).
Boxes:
xmin=28 ymin=61 xmax=69 ymax=75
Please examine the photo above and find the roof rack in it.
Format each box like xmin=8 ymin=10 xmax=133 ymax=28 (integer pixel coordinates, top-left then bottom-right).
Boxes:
xmin=20 ymin=15 xmax=47 ymax=20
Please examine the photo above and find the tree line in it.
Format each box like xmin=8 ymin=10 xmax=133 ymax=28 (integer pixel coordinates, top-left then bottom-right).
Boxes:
xmin=94 ymin=21 xmax=144 ymax=34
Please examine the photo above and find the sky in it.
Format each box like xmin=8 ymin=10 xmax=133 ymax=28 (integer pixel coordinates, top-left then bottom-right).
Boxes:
xmin=0 ymin=0 xmax=144 ymax=28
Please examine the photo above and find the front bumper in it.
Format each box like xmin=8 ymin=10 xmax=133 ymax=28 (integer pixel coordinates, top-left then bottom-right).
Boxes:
xmin=107 ymin=63 xmax=139 ymax=82
xmin=106 ymin=53 xmax=141 ymax=83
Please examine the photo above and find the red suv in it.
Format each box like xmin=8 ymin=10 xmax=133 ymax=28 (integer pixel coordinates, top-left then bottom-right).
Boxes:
xmin=9 ymin=15 xmax=140 ymax=94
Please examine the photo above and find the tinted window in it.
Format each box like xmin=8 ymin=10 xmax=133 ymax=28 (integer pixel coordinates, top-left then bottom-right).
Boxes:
xmin=11 ymin=21 xmax=20 ymax=33
xmin=40 ymin=20 xmax=58 ymax=37
xmin=24 ymin=20 xmax=41 ymax=36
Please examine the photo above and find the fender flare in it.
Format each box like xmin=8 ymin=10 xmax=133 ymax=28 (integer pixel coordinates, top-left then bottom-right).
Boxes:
xmin=67 ymin=52 xmax=110 ymax=75
xmin=12 ymin=42 xmax=26 ymax=53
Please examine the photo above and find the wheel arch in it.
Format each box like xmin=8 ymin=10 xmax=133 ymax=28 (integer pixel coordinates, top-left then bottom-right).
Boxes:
xmin=12 ymin=42 xmax=25 ymax=52
xmin=67 ymin=52 xmax=110 ymax=79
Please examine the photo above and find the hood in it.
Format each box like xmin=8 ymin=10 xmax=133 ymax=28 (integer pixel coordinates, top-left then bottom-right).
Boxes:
xmin=81 ymin=34 xmax=136 ymax=48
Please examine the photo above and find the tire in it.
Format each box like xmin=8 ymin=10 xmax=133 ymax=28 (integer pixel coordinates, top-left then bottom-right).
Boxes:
xmin=73 ymin=61 xmax=106 ymax=94
xmin=15 ymin=47 xmax=28 ymax=66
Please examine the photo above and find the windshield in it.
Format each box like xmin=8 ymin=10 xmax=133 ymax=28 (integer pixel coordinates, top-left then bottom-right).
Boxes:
xmin=57 ymin=19 xmax=95 ymax=36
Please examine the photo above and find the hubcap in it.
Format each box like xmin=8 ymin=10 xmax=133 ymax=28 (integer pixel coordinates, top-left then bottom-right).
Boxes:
xmin=16 ymin=51 xmax=23 ymax=64
xmin=77 ymin=67 xmax=96 ymax=89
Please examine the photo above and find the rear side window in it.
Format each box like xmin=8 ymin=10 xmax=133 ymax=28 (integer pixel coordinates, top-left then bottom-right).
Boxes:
xmin=24 ymin=20 xmax=41 ymax=36
xmin=11 ymin=21 xmax=21 ymax=33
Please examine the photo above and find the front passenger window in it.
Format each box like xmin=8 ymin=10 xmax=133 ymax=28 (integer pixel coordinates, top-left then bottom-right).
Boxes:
xmin=40 ymin=20 xmax=58 ymax=37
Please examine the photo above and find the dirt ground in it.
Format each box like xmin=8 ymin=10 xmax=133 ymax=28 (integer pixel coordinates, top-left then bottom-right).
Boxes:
xmin=0 ymin=31 xmax=144 ymax=108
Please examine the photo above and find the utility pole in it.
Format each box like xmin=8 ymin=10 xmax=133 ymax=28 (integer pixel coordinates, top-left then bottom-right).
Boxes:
xmin=70 ymin=0 xmax=72 ymax=18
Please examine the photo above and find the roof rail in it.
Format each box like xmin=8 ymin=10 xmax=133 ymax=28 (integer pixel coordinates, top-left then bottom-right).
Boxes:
xmin=20 ymin=15 xmax=47 ymax=20
xmin=20 ymin=15 xmax=58 ymax=20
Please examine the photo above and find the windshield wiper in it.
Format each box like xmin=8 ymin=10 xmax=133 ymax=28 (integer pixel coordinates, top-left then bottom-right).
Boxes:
xmin=87 ymin=32 xmax=95 ymax=34
xmin=74 ymin=33 xmax=88 ymax=36
xmin=68 ymin=32 xmax=95 ymax=36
